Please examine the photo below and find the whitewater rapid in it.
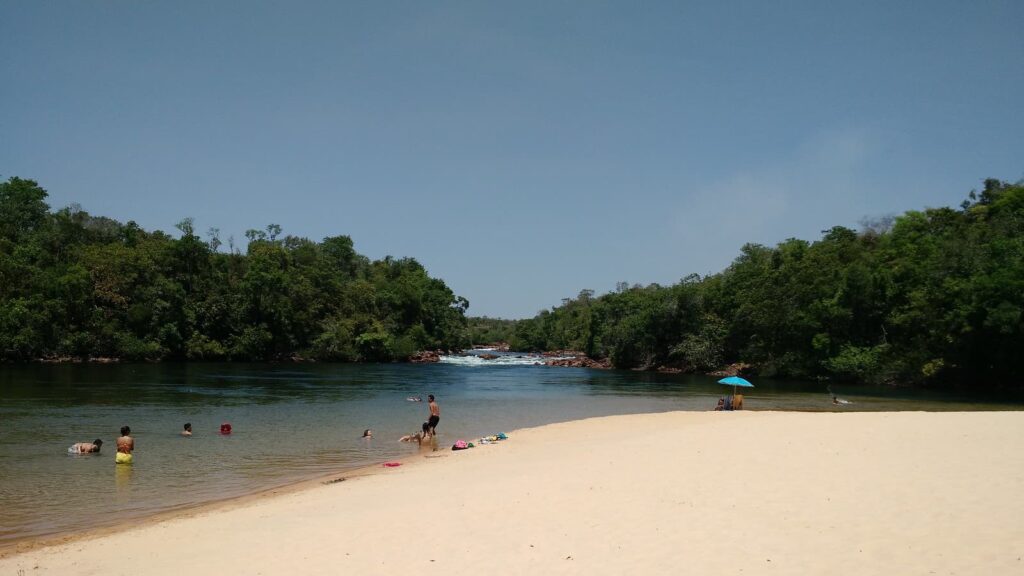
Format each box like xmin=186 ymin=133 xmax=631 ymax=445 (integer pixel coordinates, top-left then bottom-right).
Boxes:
xmin=439 ymin=351 xmax=572 ymax=367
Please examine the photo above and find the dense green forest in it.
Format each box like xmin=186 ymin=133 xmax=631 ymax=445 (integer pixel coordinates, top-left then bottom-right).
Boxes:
xmin=0 ymin=177 xmax=468 ymax=362
xmin=498 ymin=179 xmax=1024 ymax=388
xmin=464 ymin=316 xmax=518 ymax=347
xmin=3 ymin=176 xmax=1022 ymax=388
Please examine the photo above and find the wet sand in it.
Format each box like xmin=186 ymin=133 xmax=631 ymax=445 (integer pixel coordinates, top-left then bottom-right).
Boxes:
xmin=2 ymin=411 xmax=1022 ymax=575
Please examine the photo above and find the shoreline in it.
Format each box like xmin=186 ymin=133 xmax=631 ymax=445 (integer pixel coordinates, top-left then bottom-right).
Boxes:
xmin=0 ymin=441 xmax=443 ymax=558
xmin=3 ymin=410 xmax=1022 ymax=575
xmin=0 ymin=407 xmax=948 ymax=556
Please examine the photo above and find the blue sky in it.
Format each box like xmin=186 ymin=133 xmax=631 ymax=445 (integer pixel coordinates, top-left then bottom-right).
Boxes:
xmin=2 ymin=1 xmax=1021 ymax=318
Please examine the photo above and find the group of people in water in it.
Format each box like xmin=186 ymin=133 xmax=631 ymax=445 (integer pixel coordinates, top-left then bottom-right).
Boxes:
xmin=362 ymin=394 xmax=441 ymax=446
xmin=67 ymin=422 xmax=233 ymax=464
xmin=69 ymin=425 xmax=135 ymax=463
xmin=67 ymin=394 xmax=441 ymax=462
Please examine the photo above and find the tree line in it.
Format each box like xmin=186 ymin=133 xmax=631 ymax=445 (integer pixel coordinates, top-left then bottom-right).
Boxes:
xmin=0 ymin=177 xmax=468 ymax=362
xmin=4 ymin=175 xmax=1022 ymax=388
xmin=497 ymin=179 xmax=1024 ymax=389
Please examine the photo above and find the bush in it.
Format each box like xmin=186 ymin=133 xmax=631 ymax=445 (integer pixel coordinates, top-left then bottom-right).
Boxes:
xmin=230 ymin=325 xmax=273 ymax=360
xmin=825 ymin=344 xmax=890 ymax=383
xmin=185 ymin=333 xmax=227 ymax=360
xmin=310 ymin=319 xmax=357 ymax=361
xmin=356 ymin=329 xmax=393 ymax=362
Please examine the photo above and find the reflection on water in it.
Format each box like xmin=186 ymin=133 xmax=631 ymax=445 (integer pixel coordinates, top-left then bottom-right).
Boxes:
xmin=115 ymin=465 xmax=133 ymax=493
xmin=0 ymin=360 xmax=1021 ymax=546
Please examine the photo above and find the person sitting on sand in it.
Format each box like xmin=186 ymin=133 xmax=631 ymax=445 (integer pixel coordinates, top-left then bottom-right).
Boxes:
xmin=181 ymin=423 xmax=192 ymax=437
xmin=362 ymin=429 xmax=373 ymax=439
xmin=116 ymin=426 xmax=134 ymax=465
xmin=714 ymin=397 xmax=725 ymax=411
xmin=69 ymin=439 xmax=103 ymax=454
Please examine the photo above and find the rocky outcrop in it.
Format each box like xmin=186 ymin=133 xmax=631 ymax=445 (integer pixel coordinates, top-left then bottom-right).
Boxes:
xmin=38 ymin=356 xmax=81 ymax=363
xmin=707 ymin=362 xmax=752 ymax=377
xmin=478 ymin=353 xmax=500 ymax=360
xmin=472 ymin=343 xmax=510 ymax=352
xmin=36 ymin=356 xmax=122 ymax=364
xmin=544 ymin=356 xmax=612 ymax=369
xmin=408 ymin=350 xmax=443 ymax=363
xmin=541 ymin=350 xmax=587 ymax=358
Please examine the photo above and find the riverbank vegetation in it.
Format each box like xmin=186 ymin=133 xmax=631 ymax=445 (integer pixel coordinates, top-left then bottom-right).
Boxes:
xmin=0 ymin=177 xmax=468 ymax=362
xmin=4 ymin=176 xmax=1022 ymax=388
xmin=497 ymin=179 xmax=1024 ymax=388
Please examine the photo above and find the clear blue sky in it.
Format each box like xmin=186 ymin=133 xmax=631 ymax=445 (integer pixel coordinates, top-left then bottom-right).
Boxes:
xmin=2 ymin=1 xmax=1021 ymax=318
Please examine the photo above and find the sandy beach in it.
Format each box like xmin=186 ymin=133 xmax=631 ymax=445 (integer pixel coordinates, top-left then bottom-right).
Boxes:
xmin=2 ymin=410 xmax=1022 ymax=575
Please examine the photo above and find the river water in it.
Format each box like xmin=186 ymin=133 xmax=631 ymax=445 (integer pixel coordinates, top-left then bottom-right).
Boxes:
xmin=1 ymin=353 xmax=1020 ymax=547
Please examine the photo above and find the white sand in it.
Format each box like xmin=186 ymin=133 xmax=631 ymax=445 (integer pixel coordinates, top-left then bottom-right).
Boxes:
xmin=2 ymin=411 xmax=1022 ymax=575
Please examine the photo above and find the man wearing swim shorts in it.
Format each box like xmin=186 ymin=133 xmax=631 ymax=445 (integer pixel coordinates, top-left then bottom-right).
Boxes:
xmin=116 ymin=425 xmax=134 ymax=465
xmin=427 ymin=394 xmax=440 ymax=436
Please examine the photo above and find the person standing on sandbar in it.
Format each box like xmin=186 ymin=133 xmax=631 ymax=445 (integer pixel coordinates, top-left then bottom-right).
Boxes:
xmin=427 ymin=394 xmax=440 ymax=436
xmin=116 ymin=425 xmax=134 ymax=465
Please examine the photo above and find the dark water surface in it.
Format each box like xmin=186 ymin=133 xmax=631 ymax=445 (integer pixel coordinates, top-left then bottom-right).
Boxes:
xmin=1 ymin=359 xmax=1021 ymax=546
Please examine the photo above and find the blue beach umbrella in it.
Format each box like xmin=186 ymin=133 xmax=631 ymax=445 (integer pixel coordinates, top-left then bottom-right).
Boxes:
xmin=717 ymin=376 xmax=754 ymax=398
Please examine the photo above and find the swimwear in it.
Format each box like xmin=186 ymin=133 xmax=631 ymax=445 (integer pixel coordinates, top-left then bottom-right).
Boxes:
xmin=428 ymin=415 xmax=440 ymax=430
xmin=115 ymin=452 xmax=133 ymax=465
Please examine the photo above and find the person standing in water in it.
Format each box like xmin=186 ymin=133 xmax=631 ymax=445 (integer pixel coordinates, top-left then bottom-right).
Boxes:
xmin=116 ymin=425 xmax=134 ymax=465
xmin=427 ymin=394 xmax=440 ymax=436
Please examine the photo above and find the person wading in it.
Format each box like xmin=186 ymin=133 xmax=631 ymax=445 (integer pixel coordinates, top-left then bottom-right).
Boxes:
xmin=427 ymin=394 xmax=440 ymax=436
xmin=116 ymin=426 xmax=134 ymax=465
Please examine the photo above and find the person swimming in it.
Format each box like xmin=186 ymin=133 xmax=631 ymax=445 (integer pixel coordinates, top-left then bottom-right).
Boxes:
xmin=69 ymin=439 xmax=103 ymax=454
xmin=828 ymin=386 xmax=852 ymax=405
xmin=362 ymin=429 xmax=373 ymax=438
xmin=115 ymin=426 xmax=133 ymax=465
xmin=220 ymin=423 xmax=232 ymax=435
xmin=406 ymin=396 xmax=422 ymax=402
xmin=181 ymin=423 xmax=192 ymax=437
xmin=399 ymin=432 xmax=423 ymax=443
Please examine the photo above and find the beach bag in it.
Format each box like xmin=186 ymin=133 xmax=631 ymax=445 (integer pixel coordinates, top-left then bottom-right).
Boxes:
xmin=496 ymin=433 xmax=508 ymax=440
xmin=452 ymin=440 xmax=469 ymax=451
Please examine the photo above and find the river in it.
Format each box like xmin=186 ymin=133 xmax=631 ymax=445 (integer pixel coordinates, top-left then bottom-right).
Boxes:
xmin=1 ymin=353 xmax=1020 ymax=547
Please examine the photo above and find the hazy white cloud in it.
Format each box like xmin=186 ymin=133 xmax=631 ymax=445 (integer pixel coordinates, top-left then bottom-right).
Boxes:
xmin=671 ymin=126 xmax=875 ymax=275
